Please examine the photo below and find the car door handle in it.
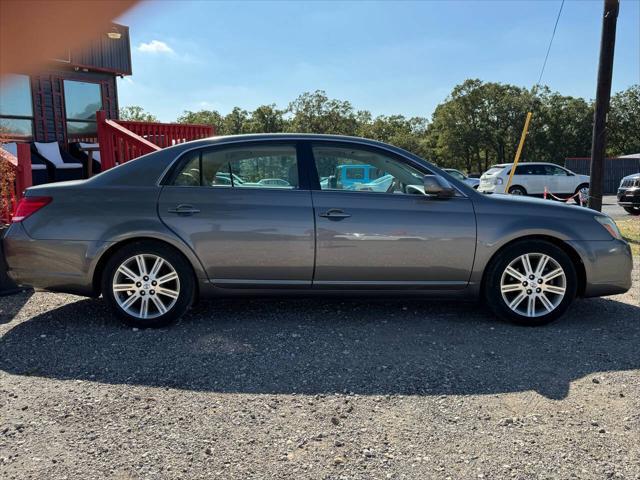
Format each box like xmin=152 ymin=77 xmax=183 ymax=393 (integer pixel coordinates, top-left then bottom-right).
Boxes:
xmin=167 ymin=204 xmax=200 ymax=216
xmin=319 ymin=209 xmax=351 ymax=220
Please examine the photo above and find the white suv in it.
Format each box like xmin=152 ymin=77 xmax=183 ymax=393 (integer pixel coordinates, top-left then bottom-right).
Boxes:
xmin=479 ymin=162 xmax=590 ymax=201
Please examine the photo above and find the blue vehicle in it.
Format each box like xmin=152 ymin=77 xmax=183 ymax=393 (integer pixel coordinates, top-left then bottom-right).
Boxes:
xmin=321 ymin=164 xmax=382 ymax=189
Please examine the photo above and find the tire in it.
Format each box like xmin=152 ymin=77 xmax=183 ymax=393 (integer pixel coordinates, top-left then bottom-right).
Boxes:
xmin=483 ymin=240 xmax=577 ymax=326
xmin=509 ymin=186 xmax=527 ymax=196
xmin=623 ymin=206 xmax=640 ymax=215
xmin=574 ymin=184 xmax=589 ymax=205
xmin=102 ymin=241 xmax=195 ymax=328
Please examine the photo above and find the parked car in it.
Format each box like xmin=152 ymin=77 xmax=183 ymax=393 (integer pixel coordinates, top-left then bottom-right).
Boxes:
xmin=444 ymin=168 xmax=480 ymax=189
xmin=478 ymin=162 xmax=590 ymax=203
xmin=617 ymin=173 xmax=640 ymax=215
xmin=2 ymin=134 xmax=632 ymax=328
xmin=257 ymin=178 xmax=291 ymax=187
xmin=333 ymin=164 xmax=381 ymax=189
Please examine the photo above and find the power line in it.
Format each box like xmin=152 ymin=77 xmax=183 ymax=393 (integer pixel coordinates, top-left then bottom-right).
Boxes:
xmin=535 ymin=0 xmax=565 ymax=91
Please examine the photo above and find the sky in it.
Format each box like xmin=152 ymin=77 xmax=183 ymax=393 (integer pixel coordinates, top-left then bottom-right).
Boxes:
xmin=116 ymin=0 xmax=640 ymax=122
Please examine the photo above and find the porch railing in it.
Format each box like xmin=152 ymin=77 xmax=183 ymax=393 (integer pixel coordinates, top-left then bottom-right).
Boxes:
xmin=96 ymin=111 xmax=215 ymax=169
xmin=0 ymin=144 xmax=32 ymax=224
xmin=117 ymin=119 xmax=214 ymax=148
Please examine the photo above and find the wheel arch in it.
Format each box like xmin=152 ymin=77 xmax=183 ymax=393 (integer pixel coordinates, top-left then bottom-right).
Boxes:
xmin=480 ymin=234 xmax=587 ymax=297
xmin=91 ymin=236 xmax=203 ymax=298
xmin=508 ymin=185 xmax=527 ymax=194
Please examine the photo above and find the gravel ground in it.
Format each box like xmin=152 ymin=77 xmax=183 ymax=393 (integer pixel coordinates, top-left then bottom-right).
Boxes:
xmin=0 ymin=262 xmax=638 ymax=480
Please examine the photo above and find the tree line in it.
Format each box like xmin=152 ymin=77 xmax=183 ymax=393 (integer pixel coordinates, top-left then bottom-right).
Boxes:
xmin=120 ymin=80 xmax=639 ymax=174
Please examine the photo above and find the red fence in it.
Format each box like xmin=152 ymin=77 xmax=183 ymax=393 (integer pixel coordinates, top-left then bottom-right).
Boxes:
xmin=117 ymin=119 xmax=214 ymax=148
xmin=96 ymin=111 xmax=214 ymax=169
xmin=0 ymin=144 xmax=32 ymax=224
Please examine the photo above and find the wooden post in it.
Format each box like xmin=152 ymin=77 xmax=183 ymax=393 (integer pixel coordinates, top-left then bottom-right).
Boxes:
xmin=96 ymin=110 xmax=116 ymax=170
xmin=504 ymin=112 xmax=533 ymax=194
xmin=588 ymin=0 xmax=619 ymax=211
xmin=15 ymin=143 xmax=32 ymax=195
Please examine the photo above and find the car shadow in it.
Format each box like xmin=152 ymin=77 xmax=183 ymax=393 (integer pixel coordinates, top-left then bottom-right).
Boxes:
xmin=0 ymin=294 xmax=638 ymax=400
xmin=0 ymin=289 xmax=33 ymax=325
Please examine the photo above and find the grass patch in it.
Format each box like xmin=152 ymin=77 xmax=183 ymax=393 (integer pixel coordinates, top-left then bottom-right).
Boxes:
xmin=616 ymin=218 xmax=640 ymax=257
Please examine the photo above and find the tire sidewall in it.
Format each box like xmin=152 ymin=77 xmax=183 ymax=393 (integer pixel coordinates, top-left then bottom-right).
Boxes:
xmin=509 ymin=186 xmax=527 ymax=196
xmin=102 ymin=241 xmax=194 ymax=328
xmin=484 ymin=240 xmax=577 ymax=326
xmin=623 ymin=206 xmax=640 ymax=215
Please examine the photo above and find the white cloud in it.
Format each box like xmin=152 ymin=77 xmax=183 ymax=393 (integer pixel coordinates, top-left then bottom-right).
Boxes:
xmin=137 ymin=40 xmax=174 ymax=54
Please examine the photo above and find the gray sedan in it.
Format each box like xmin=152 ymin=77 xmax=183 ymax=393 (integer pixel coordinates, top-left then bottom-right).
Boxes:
xmin=2 ymin=134 xmax=633 ymax=328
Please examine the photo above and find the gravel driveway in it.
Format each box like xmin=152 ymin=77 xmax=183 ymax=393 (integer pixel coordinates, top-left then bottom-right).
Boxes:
xmin=1 ymin=262 xmax=638 ymax=479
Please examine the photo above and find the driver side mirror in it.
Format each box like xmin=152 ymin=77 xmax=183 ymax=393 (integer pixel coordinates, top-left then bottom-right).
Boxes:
xmin=423 ymin=175 xmax=456 ymax=199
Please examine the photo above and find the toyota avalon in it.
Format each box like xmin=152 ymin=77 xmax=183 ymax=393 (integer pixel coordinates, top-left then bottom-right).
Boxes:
xmin=2 ymin=134 xmax=633 ymax=328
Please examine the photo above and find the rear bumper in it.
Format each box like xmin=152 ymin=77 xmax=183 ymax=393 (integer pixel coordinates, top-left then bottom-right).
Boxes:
xmin=2 ymin=223 xmax=110 ymax=296
xmin=567 ymin=239 xmax=633 ymax=297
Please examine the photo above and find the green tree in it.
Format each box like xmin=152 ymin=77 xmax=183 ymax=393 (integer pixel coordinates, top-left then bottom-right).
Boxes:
xmin=177 ymin=109 xmax=225 ymax=134
xmin=286 ymin=90 xmax=359 ymax=135
xmin=119 ymin=105 xmax=158 ymax=122
xmin=222 ymin=107 xmax=249 ymax=135
xmin=607 ymin=84 xmax=640 ymax=156
xmin=246 ymin=104 xmax=286 ymax=133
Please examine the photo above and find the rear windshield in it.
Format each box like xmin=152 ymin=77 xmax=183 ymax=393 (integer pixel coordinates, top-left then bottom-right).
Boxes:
xmin=484 ymin=166 xmax=506 ymax=175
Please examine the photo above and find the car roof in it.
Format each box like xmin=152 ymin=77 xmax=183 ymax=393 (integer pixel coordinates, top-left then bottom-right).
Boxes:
xmin=492 ymin=162 xmax=565 ymax=167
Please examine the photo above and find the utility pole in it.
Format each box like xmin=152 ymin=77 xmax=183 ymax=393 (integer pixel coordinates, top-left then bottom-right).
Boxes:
xmin=588 ymin=0 xmax=619 ymax=212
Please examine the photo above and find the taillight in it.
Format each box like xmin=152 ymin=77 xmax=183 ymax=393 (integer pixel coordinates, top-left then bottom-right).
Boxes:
xmin=11 ymin=196 xmax=52 ymax=222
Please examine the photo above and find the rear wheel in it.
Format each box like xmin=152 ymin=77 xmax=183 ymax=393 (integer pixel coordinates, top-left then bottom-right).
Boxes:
xmin=509 ymin=186 xmax=527 ymax=196
xmin=623 ymin=206 xmax=640 ymax=215
xmin=102 ymin=241 xmax=194 ymax=328
xmin=483 ymin=240 xmax=577 ymax=326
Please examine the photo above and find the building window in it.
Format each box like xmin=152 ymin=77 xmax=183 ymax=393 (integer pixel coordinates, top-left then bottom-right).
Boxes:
xmin=63 ymin=80 xmax=102 ymax=136
xmin=0 ymin=74 xmax=34 ymax=139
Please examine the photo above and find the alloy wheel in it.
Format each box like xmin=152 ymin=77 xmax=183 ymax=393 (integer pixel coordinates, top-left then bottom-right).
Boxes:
xmin=500 ymin=253 xmax=566 ymax=318
xmin=112 ymin=254 xmax=180 ymax=320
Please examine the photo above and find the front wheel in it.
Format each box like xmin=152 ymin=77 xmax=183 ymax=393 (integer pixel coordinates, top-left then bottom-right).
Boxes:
xmin=575 ymin=184 xmax=589 ymax=205
xmin=623 ymin=206 xmax=640 ymax=215
xmin=483 ymin=240 xmax=577 ymax=326
xmin=102 ymin=241 xmax=195 ymax=328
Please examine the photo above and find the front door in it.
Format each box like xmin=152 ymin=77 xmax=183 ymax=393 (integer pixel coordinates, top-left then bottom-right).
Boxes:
xmin=308 ymin=142 xmax=477 ymax=288
xmin=158 ymin=143 xmax=315 ymax=286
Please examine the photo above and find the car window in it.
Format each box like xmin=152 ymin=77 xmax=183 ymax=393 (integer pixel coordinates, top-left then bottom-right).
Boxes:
xmin=171 ymin=145 xmax=299 ymax=189
xmin=312 ymin=144 xmax=424 ymax=194
xmin=514 ymin=164 xmax=545 ymax=175
xmin=544 ymin=165 xmax=569 ymax=176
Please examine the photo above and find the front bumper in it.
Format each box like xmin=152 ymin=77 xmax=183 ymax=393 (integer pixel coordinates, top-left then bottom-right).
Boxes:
xmin=617 ymin=187 xmax=640 ymax=207
xmin=567 ymin=239 xmax=633 ymax=297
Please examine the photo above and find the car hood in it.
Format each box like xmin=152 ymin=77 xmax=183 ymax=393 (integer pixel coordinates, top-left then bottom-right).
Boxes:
xmin=482 ymin=192 xmax=602 ymax=217
xmin=621 ymin=173 xmax=640 ymax=181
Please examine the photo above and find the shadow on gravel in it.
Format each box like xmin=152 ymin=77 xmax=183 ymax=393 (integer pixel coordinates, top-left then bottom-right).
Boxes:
xmin=0 ymin=294 xmax=638 ymax=399
xmin=0 ymin=290 xmax=33 ymax=325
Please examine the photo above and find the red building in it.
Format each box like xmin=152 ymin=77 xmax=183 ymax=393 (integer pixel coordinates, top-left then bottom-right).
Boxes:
xmin=0 ymin=23 xmax=130 ymax=144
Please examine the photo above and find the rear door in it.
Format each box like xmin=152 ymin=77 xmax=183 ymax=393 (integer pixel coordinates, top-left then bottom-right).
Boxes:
xmin=308 ymin=142 xmax=476 ymax=288
xmin=158 ymin=142 xmax=315 ymax=286
xmin=514 ymin=164 xmax=546 ymax=194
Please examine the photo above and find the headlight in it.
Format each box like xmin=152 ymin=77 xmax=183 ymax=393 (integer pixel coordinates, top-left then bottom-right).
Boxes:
xmin=595 ymin=216 xmax=623 ymax=240
xmin=495 ymin=178 xmax=504 ymax=185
